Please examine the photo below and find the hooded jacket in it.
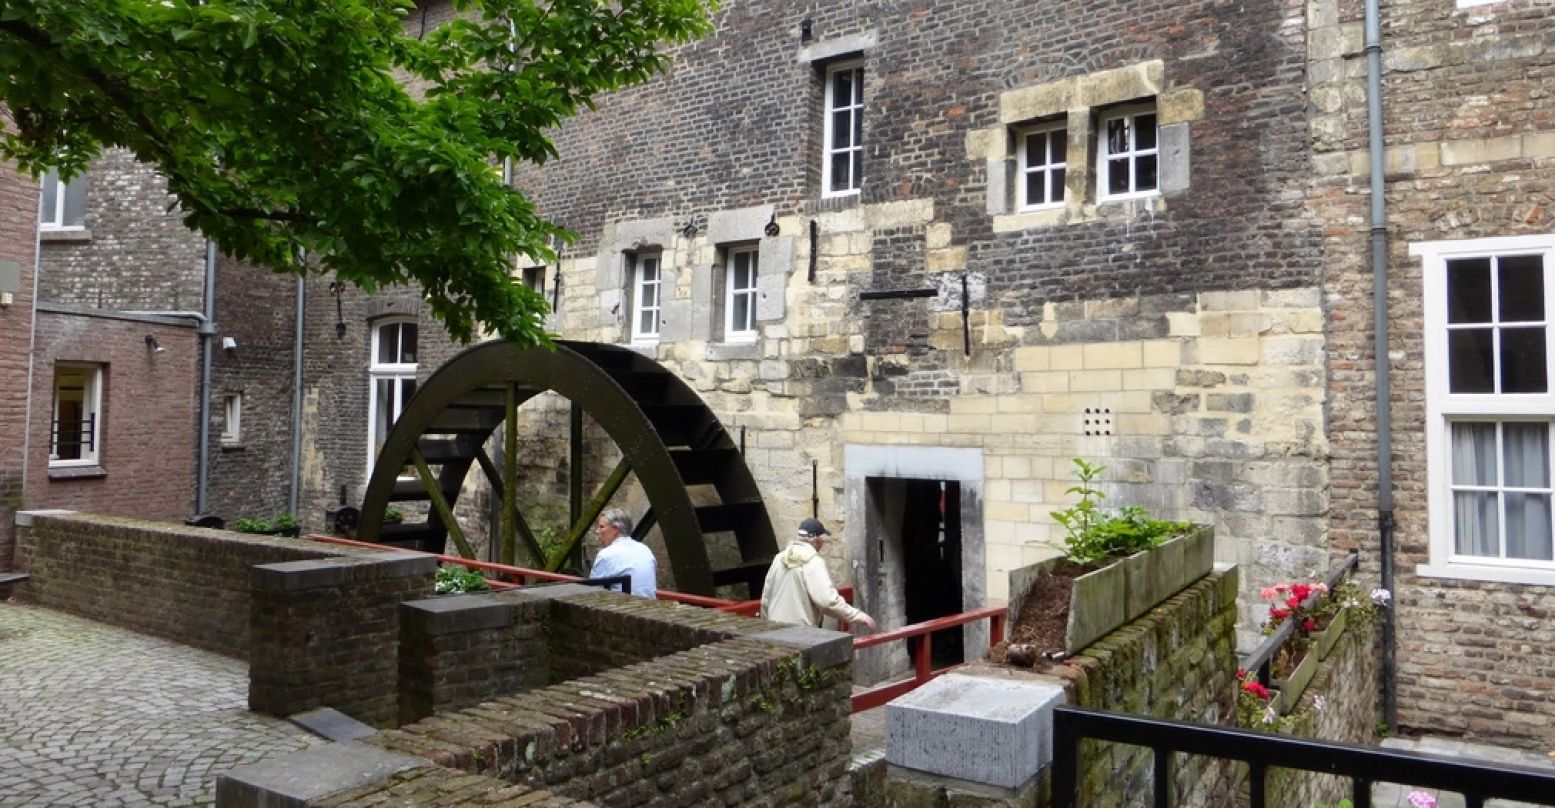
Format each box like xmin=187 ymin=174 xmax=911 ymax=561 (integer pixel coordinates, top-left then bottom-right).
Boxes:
xmin=758 ymin=540 xmax=867 ymax=628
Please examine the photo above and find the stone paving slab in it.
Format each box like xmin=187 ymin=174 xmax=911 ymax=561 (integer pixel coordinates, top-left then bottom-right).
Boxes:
xmin=0 ymin=602 xmax=322 ymax=807
xmin=1373 ymin=736 xmax=1555 ymax=808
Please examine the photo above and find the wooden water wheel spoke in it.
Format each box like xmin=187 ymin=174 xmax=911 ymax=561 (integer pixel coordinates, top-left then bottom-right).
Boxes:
xmin=358 ymin=341 xmax=780 ymax=597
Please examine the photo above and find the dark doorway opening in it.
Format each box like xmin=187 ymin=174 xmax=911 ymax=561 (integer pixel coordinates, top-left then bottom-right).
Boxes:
xmin=902 ymin=479 xmax=963 ymax=668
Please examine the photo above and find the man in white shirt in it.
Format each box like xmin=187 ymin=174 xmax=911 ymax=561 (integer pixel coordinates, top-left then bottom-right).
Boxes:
xmin=760 ymin=518 xmax=875 ymax=631
xmin=587 ymin=507 xmax=657 ymax=599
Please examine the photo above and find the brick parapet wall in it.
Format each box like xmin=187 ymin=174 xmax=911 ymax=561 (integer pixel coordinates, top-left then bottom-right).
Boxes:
xmin=0 ymin=150 xmax=39 ymax=572
xmin=370 ymin=590 xmax=854 ymax=807
xmin=14 ymin=512 xmax=363 ymax=658
xmin=249 ymin=552 xmax=436 ymax=727
xmin=399 ymin=591 xmax=553 ymax=724
xmin=1264 ymin=621 xmax=1380 ymax=808
xmin=312 ymin=765 xmax=597 ymax=807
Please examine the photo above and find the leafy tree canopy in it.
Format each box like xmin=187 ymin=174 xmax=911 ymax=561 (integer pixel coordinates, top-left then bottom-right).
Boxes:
xmin=0 ymin=0 xmax=716 ymax=345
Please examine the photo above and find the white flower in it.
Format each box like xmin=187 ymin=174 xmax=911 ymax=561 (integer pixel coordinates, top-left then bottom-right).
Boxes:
xmin=1370 ymin=587 xmax=1393 ymax=607
xmin=1313 ymin=695 xmax=1327 ymax=713
xmin=1261 ymin=706 xmax=1278 ymax=725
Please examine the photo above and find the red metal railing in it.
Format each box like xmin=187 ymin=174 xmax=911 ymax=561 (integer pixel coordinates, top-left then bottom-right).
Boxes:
xmin=308 ymin=533 xmax=1001 ymax=711
xmin=849 ymin=606 xmax=1007 ymax=712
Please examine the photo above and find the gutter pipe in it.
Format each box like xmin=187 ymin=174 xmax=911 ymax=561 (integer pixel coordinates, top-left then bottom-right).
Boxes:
xmin=1363 ymin=0 xmax=1398 ymax=732
xmin=289 ymin=275 xmax=305 ymax=516
xmin=195 ymin=241 xmax=217 ymax=515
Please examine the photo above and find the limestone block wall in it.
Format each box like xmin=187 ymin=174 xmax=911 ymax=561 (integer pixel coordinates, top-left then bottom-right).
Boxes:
xmin=14 ymin=511 xmax=368 ymax=658
xmin=1310 ymin=0 xmax=1555 ymax=745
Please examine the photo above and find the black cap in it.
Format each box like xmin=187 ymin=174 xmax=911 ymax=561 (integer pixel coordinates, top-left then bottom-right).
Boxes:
xmin=798 ymin=518 xmax=830 ymax=538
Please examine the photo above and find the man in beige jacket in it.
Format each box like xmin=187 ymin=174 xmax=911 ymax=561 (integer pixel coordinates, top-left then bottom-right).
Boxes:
xmin=759 ymin=518 xmax=877 ymax=631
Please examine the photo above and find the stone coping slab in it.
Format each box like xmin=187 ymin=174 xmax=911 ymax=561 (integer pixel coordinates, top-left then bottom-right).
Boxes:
xmin=215 ymin=741 xmax=427 ymax=807
xmin=886 ymin=672 xmax=1067 ymax=789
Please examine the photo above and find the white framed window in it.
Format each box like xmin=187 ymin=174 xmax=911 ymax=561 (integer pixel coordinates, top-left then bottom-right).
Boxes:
xmin=369 ymin=320 xmax=418 ymax=469
xmin=220 ymin=393 xmax=243 ymax=445
xmin=50 ymin=364 xmax=102 ymax=467
xmin=39 ymin=167 xmax=88 ymax=229
xmin=1418 ymin=235 xmax=1555 ymax=585
xmin=521 ymin=265 xmax=546 ymax=298
xmin=725 ymin=245 xmax=759 ymax=341
xmin=630 ymin=252 xmax=662 ymax=342
xmin=1018 ymin=121 xmax=1068 ymax=210
xmin=1097 ymin=103 xmax=1160 ymax=202
xmin=822 ymin=61 xmax=864 ymax=198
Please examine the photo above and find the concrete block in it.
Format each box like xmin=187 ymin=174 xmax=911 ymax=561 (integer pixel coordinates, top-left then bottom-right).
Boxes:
xmin=986 ymin=157 xmax=1012 ymax=216
xmin=756 ymin=236 xmax=793 ymax=322
xmin=288 ymin=708 xmax=378 ymax=743
xmin=1066 ymin=561 xmax=1126 ymax=653
xmin=215 ymin=742 xmax=427 ymax=807
xmin=706 ymin=204 xmax=775 ymax=244
xmin=795 ymin=30 xmax=877 ymax=64
xmin=886 ymin=673 xmax=1067 ymax=788
xmin=1159 ymin=123 xmax=1191 ymax=194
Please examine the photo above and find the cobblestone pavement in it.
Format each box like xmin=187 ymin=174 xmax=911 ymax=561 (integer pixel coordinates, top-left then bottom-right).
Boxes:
xmin=0 ymin=603 xmax=322 ymax=807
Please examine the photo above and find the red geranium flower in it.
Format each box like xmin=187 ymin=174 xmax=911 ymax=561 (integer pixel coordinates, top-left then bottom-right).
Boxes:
xmin=1302 ymin=618 xmax=1316 ymax=631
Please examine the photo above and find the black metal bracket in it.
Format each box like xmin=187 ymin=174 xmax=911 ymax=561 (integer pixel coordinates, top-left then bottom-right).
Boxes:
xmin=858 ymin=288 xmax=937 ymax=301
xmin=961 ymin=272 xmax=971 ymax=357
xmin=808 ymin=220 xmax=819 ymax=283
xmin=329 ymin=281 xmax=346 ymax=337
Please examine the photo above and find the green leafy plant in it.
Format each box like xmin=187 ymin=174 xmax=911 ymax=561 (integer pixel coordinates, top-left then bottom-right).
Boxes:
xmin=1048 ymin=459 xmax=1190 ymax=565
xmin=234 ymin=514 xmax=300 ymax=535
xmin=435 ymin=565 xmax=490 ymax=595
xmin=272 ymin=514 xmax=298 ymax=531
xmin=383 ymin=507 xmax=404 ymax=524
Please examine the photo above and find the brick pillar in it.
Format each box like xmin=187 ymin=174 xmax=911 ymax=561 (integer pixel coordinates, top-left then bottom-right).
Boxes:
xmin=398 ymin=591 xmax=551 ymax=725
xmin=249 ymin=552 xmax=435 ymax=728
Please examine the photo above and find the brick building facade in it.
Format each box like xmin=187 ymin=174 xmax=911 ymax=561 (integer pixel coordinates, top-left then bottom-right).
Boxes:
xmin=0 ymin=150 xmax=39 ymax=571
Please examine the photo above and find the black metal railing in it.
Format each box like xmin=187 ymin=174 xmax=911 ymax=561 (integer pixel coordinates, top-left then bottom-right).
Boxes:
xmin=51 ymin=414 xmax=97 ymax=457
xmin=1242 ymin=549 xmax=1358 ymax=688
xmin=576 ymin=574 xmax=631 ymax=595
xmin=1050 ymin=705 xmax=1555 ymax=808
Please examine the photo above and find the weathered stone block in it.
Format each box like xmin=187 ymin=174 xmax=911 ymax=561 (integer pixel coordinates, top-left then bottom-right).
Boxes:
xmin=886 ymin=673 xmax=1067 ymax=788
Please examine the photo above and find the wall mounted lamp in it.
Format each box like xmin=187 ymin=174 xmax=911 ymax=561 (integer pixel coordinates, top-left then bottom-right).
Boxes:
xmin=329 ymin=281 xmax=347 ymax=337
xmin=145 ymin=334 xmax=166 ymax=354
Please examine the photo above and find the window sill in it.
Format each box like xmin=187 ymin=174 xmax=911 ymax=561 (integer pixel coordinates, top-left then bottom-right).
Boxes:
xmin=1416 ymin=561 xmax=1555 ymax=588
xmin=707 ymin=341 xmax=762 ymax=362
xmin=1097 ymin=190 xmax=1162 ymax=205
xmin=220 ymin=442 xmax=245 ymax=452
xmin=48 ymin=464 xmax=106 ymax=480
xmin=39 ymin=227 xmax=92 ymax=243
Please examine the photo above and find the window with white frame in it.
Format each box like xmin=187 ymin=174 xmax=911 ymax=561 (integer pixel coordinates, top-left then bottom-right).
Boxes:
xmin=822 ymin=61 xmax=864 ymax=198
xmin=1097 ymin=103 xmax=1159 ymax=202
xmin=630 ymin=252 xmax=662 ymax=341
xmin=1418 ymin=235 xmax=1555 ymax=585
xmin=220 ymin=393 xmax=243 ymax=445
xmin=51 ymin=364 xmax=102 ymax=466
xmin=725 ymin=245 xmax=759 ymax=341
xmin=39 ymin=167 xmax=88 ymax=229
xmin=1018 ymin=121 xmax=1067 ymax=210
xmin=369 ymin=320 xmax=418 ymax=468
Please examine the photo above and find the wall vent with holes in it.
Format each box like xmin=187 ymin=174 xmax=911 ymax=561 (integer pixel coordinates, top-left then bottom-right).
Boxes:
xmin=1082 ymin=407 xmax=1113 ymax=436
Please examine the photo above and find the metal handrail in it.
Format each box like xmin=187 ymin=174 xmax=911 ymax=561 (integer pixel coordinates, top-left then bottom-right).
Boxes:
xmin=1241 ymin=549 xmax=1359 ymax=688
xmin=1050 ymin=705 xmax=1555 ymax=808
xmin=851 ymin=605 xmax=1007 ymax=712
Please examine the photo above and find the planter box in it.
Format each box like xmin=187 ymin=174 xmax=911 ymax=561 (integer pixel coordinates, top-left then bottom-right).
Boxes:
xmin=1312 ymin=607 xmax=1349 ymax=662
xmin=1007 ymin=526 xmax=1216 ymax=655
xmin=1273 ymin=650 xmax=1319 ymax=714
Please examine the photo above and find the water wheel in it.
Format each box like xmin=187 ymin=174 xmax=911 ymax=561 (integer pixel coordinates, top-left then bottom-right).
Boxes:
xmin=357 ymin=340 xmax=778 ymax=597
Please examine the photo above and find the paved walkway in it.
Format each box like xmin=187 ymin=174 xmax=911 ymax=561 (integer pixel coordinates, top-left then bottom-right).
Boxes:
xmin=0 ymin=603 xmax=321 ymax=807
xmin=1373 ymin=736 xmax=1555 ymax=808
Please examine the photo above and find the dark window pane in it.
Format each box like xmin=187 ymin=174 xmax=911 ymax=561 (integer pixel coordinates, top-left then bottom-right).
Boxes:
xmin=1449 ymin=328 xmax=1495 ymax=393
xmin=1052 ymin=129 xmax=1067 ymax=163
xmin=1499 ymin=255 xmax=1545 ymax=322
xmin=852 ymin=111 xmax=863 ymax=149
xmin=733 ymin=295 xmax=750 ymax=331
xmin=1136 ymin=155 xmax=1158 ymax=191
xmin=1051 ymin=168 xmax=1066 ymax=202
xmin=1136 ymin=114 xmax=1157 ymax=149
xmin=1025 ymin=132 xmax=1044 ymax=167
xmin=850 ymin=151 xmax=862 ymax=190
xmin=1025 ymin=171 xmax=1043 ymax=206
xmin=1107 ymin=117 xmax=1129 ymax=154
xmin=1108 ymin=158 xmax=1130 ymax=195
xmin=1447 ymin=258 xmax=1493 ymax=324
xmin=832 ymin=111 xmax=853 ymax=148
xmin=1501 ymin=326 xmax=1547 ymax=393
xmin=830 ymin=152 xmax=851 ymax=192
xmin=400 ymin=324 xmax=417 ymax=364
xmin=832 ymin=70 xmax=853 ymax=106
xmin=378 ymin=326 xmax=399 ymax=365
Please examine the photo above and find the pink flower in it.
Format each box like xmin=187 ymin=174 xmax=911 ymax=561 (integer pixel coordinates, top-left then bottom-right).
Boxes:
xmin=1407 ymin=792 xmax=1438 ymax=808
xmin=1259 ymin=587 xmax=1278 ymax=600
xmin=1312 ymin=582 xmax=1329 ymax=594
xmin=1274 ymin=583 xmax=1290 ymax=592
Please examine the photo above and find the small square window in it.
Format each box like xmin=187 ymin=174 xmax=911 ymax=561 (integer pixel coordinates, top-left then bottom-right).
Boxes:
xmin=1018 ymin=122 xmax=1068 ymax=210
xmin=1097 ymin=103 xmax=1160 ymax=202
xmin=39 ymin=168 xmax=88 ymax=229
xmin=630 ymin=252 xmax=662 ymax=342
xmin=221 ymin=393 xmax=243 ymax=445
xmin=521 ymin=266 xmax=546 ymax=298
xmin=822 ymin=61 xmax=865 ymax=198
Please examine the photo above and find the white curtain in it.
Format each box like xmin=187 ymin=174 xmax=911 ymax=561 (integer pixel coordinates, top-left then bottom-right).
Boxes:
xmin=1452 ymin=422 xmax=1499 ymax=556
xmin=1504 ymin=423 xmax=1553 ymax=560
xmin=1452 ymin=421 xmax=1555 ymax=560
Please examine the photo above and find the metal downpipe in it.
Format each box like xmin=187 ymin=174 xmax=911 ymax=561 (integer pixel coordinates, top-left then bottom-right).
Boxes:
xmin=289 ymin=276 xmax=305 ymax=516
xmin=194 ymin=240 xmax=217 ymax=516
xmin=1363 ymin=0 xmax=1398 ymax=732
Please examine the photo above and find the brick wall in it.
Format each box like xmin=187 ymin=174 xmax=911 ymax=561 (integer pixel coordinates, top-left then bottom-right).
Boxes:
xmin=249 ymin=551 xmax=436 ymax=727
xmin=371 ymin=599 xmax=854 ymax=807
xmin=1265 ymin=622 xmax=1380 ymax=808
xmin=399 ymin=593 xmax=553 ymax=724
xmin=14 ymin=512 xmax=366 ymax=658
xmin=24 ymin=309 xmax=199 ymax=520
xmin=0 ymin=146 xmax=38 ymax=571
xmin=36 ymin=147 xmax=205 ymax=311
xmin=1311 ymin=0 xmax=1555 ymax=746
